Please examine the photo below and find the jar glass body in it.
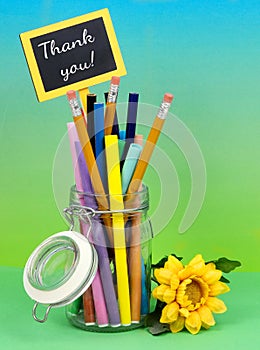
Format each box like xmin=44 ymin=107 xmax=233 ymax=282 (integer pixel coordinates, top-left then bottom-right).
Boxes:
xmin=65 ymin=184 xmax=153 ymax=332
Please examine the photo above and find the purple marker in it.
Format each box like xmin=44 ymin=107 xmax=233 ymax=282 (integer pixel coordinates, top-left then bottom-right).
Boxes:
xmin=75 ymin=141 xmax=121 ymax=327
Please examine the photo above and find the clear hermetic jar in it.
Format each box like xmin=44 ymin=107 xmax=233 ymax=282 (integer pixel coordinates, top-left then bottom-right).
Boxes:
xmin=23 ymin=184 xmax=153 ymax=332
xmin=65 ymin=184 xmax=153 ymax=332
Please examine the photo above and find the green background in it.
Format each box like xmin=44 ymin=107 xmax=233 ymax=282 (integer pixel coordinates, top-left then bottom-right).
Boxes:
xmin=1 ymin=267 xmax=259 ymax=349
xmin=1 ymin=0 xmax=259 ymax=271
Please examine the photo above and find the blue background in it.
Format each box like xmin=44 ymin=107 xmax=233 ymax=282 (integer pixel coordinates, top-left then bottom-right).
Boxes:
xmin=0 ymin=0 xmax=259 ymax=270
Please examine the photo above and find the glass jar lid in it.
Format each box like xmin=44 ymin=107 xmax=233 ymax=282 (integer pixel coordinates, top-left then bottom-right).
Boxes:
xmin=23 ymin=231 xmax=98 ymax=321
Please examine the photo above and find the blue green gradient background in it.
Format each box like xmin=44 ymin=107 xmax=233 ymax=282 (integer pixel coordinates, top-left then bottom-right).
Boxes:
xmin=0 ymin=0 xmax=259 ymax=271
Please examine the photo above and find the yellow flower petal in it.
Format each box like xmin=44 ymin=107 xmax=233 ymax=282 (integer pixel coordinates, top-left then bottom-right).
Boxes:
xmin=163 ymin=288 xmax=176 ymax=304
xmin=176 ymin=279 xmax=192 ymax=306
xmin=201 ymin=321 xmax=211 ymax=329
xmin=197 ymin=305 xmax=215 ymax=326
xmin=166 ymin=255 xmax=183 ymax=272
xmin=192 ymin=262 xmax=206 ymax=276
xmin=206 ymin=297 xmax=227 ymax=314
xmin=170 ymin=274 xmax=180 ymax=290
xmin=202 ymin=268 xmax=222 ymax=284
xmin=152 ymin=284 xmax=168 ymax=301
xmin=170 ymin=316 xmax=185 ymax=333
xmin=188 ymin=254 xmax=204 ymax=267
xmin=179 ymin=308 xmax=190 ymax=318
xmin=209 ymin=281 xmax=230 ymax=296
xmin=178 ymin=266 xmax=194 ymax=280
xmin=187 ymin=304 xmax=196 ymax=311
xmin=186 ymin=254 xmax=206 ymax=276
xmin=160 ymin=304 xmax=172 ymax=323
xmin=160 ymin=302 xmax=179 ymax=323
xmin=154 ymin=268 xmax=173 ymax=285
xmin=185 ymin=311 xmax=201 ymax=335
xmin=166 ymin=302 xmax=179 ymax=322
xmin=204 ymin=262 xmax=216 ymax=272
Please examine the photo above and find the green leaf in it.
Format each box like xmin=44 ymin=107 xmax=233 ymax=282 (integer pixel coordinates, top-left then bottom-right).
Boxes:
xmin=210 ymin=257 xmax=241 ymax=273
xmin=220 ymin=275 xmax=230 ymax=284
xmin=151 ymin=256 xmax=168 ymax=269
xmin=145 ymin=301 xmax=165 ymax=327
xmin=148 ymin=321 xmax=170 ymax=336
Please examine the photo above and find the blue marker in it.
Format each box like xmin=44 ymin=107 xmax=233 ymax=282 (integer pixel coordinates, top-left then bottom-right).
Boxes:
xmin=121 ymin=143 xmax=142 ymax=194
xmin=141 ymin=257 xmax=149 ymax=315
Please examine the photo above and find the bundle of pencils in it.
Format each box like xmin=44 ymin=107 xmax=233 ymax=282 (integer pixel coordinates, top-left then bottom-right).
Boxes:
xmin=66 ymin=76 xmax=174 ymax=327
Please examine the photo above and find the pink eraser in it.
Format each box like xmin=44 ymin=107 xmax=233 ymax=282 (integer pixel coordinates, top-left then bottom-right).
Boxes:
xmin=111 ymin=76 xmax=120 ymax=85
xmin=134 ymin=134 xmax=143 ymax=146
xmin=163 ymin=93 xmax=174 ymax=103
xmin=67 ymin=90 xmax=77 ymax=100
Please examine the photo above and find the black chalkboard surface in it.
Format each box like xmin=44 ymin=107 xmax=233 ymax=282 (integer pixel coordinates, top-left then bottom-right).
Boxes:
xmin=20 ymin=9 xmax=126 ymax=102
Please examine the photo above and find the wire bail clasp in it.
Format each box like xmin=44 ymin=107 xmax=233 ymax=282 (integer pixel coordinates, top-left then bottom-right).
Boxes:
xmin=63 ymin=205 xmax=96 ymax=239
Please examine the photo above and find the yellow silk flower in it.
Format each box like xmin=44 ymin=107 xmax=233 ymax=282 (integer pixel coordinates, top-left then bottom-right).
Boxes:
xmin=152 ymin=254 xmax=230 ymax=335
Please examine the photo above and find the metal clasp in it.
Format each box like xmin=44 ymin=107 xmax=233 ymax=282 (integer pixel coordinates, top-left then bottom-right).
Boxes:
xmin=63 ymin=206 xmax=96 ymax=238
xmin=32 ymin=302 xmax=52 ymax=323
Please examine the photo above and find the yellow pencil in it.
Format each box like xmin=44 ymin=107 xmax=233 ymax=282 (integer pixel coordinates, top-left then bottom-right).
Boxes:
xmin=67 ymin=90 xmax=107 ymax=207
xmin=127 ymin=93 xmax=174 ymax=195
xmin=126 ymin=94 xmax=173 ymax=322
xmin=105 ymin=135 xmax=131 ymax=326
xmin=66 ymin=90 xmax=114 ymax=246
xmin=104 ymin=76 xmax=120 ymax=135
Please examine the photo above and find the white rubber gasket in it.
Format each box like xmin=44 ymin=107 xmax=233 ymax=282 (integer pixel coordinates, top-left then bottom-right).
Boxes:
xmin=23 ymin=231 xmax=97 ymax=306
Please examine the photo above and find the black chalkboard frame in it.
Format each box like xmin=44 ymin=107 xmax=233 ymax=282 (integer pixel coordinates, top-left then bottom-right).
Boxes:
xmin=20 ymin=8 xmax=126 ymax=102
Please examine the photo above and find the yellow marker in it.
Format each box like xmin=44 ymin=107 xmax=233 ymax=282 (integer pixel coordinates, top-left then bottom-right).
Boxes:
xmin=105 ymin=135 xmax=131 ymax=326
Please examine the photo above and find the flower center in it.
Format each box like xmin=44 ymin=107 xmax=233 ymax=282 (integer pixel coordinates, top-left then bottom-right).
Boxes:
xmin=177 ymin=277 xmax=209 ymax=310
xmin=185 ymin=280 xmax=202 ymax=304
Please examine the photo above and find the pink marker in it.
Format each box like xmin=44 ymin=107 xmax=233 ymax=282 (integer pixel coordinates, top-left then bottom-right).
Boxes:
xmin=67 ymin=123 xmax=109 ymax=327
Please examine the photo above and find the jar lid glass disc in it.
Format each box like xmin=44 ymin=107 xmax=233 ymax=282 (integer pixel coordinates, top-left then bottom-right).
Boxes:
xmin=23 ymin=231 xmax=98 ymax=307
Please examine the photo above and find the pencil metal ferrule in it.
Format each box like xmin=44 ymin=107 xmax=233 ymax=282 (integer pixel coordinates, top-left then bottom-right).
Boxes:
xmin=107 ymin=83 xmax=119 ymax=103
xmin=158 ymin=101 xmax=171 ymax=120
xmin=69 ymin=98 xmax=82 ymax=117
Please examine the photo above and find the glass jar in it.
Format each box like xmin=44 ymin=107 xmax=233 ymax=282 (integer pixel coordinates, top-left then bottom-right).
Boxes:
xmin=65 ymin=184 xmax=153 ymax=332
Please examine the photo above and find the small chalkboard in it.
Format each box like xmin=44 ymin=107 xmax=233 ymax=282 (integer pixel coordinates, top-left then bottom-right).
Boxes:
xmin=20 ymin=9 xmax=126 ymax=102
